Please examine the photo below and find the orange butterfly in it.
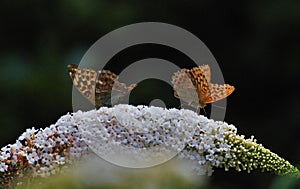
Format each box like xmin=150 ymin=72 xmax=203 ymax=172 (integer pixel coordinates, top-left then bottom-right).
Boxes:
xmin=171 ymin=65 xmax=234 ymax=113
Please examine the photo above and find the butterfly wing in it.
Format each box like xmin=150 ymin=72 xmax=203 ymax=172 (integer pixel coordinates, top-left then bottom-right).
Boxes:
xmin=68 ymin=64 xmax=137 ymax=108
xmin=199 ymin=64 xmax=211 ymax=83
xmin=172 ymin=65 xmax=234 ymax=110
xmin=188 ymin=67 xmax=210 ymax=97
xmin=103 ymin=84 xmax=137 ymax=106
xmin=68 ymin=64 xmax=97 ymax=105
xmin=96 ymin=70 xmax=137 ymax=107
xmin=193 ymin=65 xmax=234 ymax=104
xmin=95 ymin=70 xmax=118 ymax=107
xmin=109 ymin=82 xmax=137 ymax=105
xmin=171 ymin=68 xmax=202 ymax=107
xmin=200 ymin=83 xmax=235 ymax=104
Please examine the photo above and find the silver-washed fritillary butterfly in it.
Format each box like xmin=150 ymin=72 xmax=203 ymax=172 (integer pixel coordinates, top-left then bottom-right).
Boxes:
xmin=171 ymin=65 xmax=234 ymax=113
xmin=68 ymin=64 xmax=137 ymax=108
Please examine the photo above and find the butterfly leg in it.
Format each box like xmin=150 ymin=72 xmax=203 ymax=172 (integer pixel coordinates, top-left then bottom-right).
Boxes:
xmin=202 ymin=108 xmax=207 ymax=116
xmin=196 ymin=106 xmax=207 ymax=116
xmin=196 ymin=107 xmax=201 ymax=115
xmin=177 ymin=102 xmax=190 ymax=110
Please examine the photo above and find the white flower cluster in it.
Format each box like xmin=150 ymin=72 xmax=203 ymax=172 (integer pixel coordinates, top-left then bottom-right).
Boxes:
xmin=75 ymin=105 xmax=202 ymax=168
xmin=74 ymin=104 xmax=237 ymax=171
xmin=0 ymin=104 xmax=239 ymax=187
xmin=179 ymin=117 xmax=236 ymax=175
xmin=0 ymin=113 xmax=88 ymax=184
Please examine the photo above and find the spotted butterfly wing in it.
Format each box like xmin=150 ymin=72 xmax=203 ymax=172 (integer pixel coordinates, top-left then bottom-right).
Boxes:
xmin=68 ymin=64 xmax=137 ymax=108
xmin=171 ymin=65 xmax=234 ymax=112
xmin=199 ymin=64 xmax=211 ymax=83
xmin=68 ymin=64 xmax=97 ymax=105
xmin=172 ymin=66 xmax=210 ymax=109
xmin=200 ymin=83 xmax=235 ymax=104
xmin=95 ymin=69 xmax=137 ymax=107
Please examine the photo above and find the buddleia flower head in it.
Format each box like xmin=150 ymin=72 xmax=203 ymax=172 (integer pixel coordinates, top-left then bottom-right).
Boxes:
xmin=0 ymin=105 xmax=299 ymax=188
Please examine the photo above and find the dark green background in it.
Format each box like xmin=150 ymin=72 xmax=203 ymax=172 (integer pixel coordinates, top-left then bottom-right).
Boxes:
xmin=1 ymin=1 xmax=300 ymax=188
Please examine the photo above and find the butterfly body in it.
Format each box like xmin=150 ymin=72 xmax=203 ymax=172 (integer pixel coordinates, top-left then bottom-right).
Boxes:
xmin=68 ymin=64 xmax=137 ymax=108
xmin=171 ymin=65 xmax=234 ymax=113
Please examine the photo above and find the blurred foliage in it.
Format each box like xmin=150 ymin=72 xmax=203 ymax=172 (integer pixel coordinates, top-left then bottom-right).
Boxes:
xmin=15 ymin=157 xmax=208 ymax=189
xmin=1 ymin=0 xmax=300 ymax=188
xmin=270 ymin=175 xmax=300 ymax=189
xmin=16 ymin=169 xmax=204 ymax=189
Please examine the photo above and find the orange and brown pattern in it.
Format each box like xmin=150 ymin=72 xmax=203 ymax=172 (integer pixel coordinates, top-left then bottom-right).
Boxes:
xmin=68 ymin=64 xmax=137 ymax=108
xmin=171 ymin=65 xmax=234 ymax=113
